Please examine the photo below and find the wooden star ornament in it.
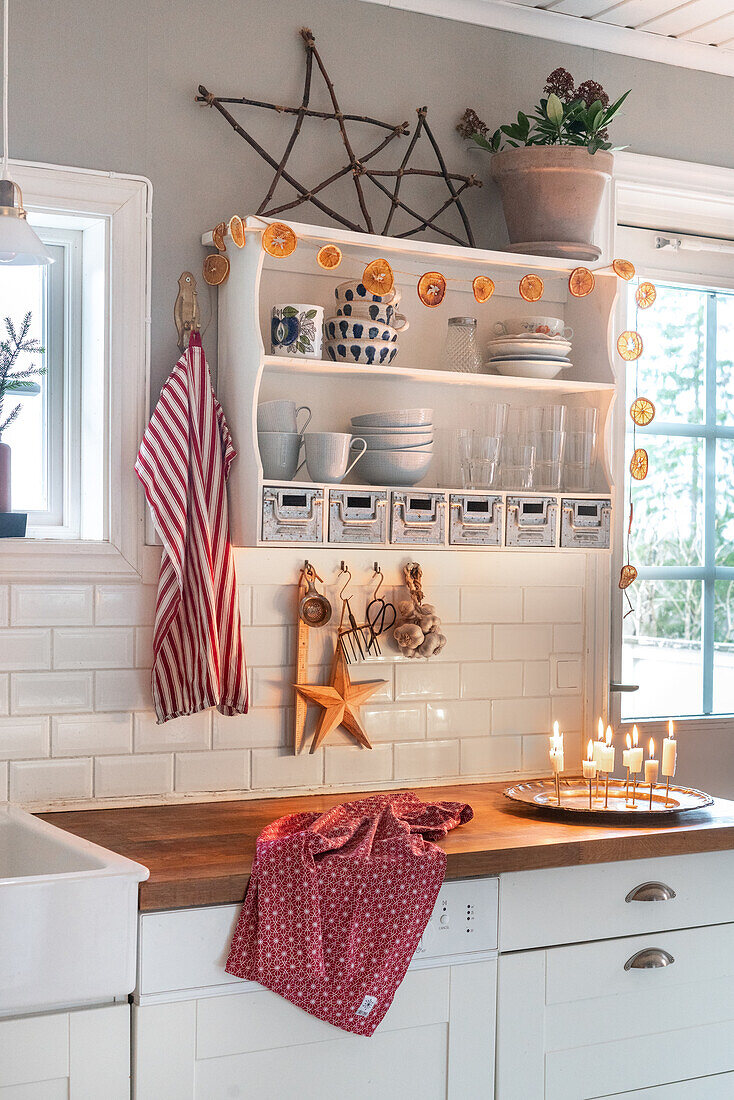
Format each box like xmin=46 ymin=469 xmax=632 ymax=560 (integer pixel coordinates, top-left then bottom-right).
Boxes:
xmin=295 ymin=646 xmax=386 ymax=753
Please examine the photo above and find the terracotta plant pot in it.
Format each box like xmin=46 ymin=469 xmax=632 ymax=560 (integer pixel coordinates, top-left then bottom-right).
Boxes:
xmin=0 ymin=441 xmax=10 ymax=512
xmin=490 ymin=146 xmax=614 ymax=260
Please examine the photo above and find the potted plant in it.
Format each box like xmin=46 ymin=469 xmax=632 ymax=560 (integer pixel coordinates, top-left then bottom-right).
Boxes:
xmin=458 ymin=68 xmax=630 ymax=259
xmin=0 ymin=312 xmax=44 ymax=524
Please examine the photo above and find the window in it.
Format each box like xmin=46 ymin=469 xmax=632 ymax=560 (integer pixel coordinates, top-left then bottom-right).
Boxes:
xmin=618 ymin=225 xmax=734 ymax=720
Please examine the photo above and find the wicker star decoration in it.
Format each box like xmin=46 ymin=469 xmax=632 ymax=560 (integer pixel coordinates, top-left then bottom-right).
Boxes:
xmin=295 ymin=645 xmax=385 ymax=754
xmin=197 ymin=27 xmax=480 ymax=246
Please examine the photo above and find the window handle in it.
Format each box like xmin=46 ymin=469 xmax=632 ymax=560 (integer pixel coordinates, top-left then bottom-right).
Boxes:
xmin=610 ymin=681 xmax=639 ymax=693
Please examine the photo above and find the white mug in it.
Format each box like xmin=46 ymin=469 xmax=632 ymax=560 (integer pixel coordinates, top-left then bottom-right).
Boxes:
xmin=257 ymin=400 xmax=312 ymax=435
xmin=303 ymin=432 xmax=367 ymax=484
xmin=258 ymin=431 xmax=303 ymax=481
xmin=271 ymin=304 xmax=324 ymax=358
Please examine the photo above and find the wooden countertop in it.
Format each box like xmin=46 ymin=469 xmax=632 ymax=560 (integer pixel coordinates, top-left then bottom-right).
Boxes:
xmin=39 ymin=782 xmax=734 ymax=911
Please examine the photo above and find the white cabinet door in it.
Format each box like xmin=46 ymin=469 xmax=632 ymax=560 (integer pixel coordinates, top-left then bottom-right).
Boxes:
xmin=0 ymin=1002 xmax=129 ymax=1099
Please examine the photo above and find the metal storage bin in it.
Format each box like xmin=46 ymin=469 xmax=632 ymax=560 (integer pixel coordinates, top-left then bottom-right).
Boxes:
xmin=449 ymin=494 xmax=503 ymax=546
xmin=560 ymin=498 xmax=612 ymax=549
xmin=390 ymin=491 xmax=447 ymax=545
xmin=505 ymin=496 xmax=558 ymax=547
xmin=328 ymin=488 xmax=388 ymax=545
xmin=261 ymin=486 xmax=324 ymax=543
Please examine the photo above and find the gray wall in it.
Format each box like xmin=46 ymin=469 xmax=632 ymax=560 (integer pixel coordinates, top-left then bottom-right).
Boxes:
xmin=13 ymin=0 xmax=734 ymax=393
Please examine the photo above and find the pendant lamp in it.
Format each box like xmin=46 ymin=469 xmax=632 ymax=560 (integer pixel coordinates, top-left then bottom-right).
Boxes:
xmin=0 ymin=0 xmax=52 ymax=265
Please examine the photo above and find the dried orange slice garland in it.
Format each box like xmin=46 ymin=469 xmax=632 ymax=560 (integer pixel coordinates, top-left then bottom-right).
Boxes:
xmin=262 ymin=222 xmax=298 ymax=258
xmin=630 ymin=448 xmax=649 ymax=481
xmin=317 ymin=245 xmax=343 ymax=270
xmin=630 ymin=397 xmax=655 ymax=426
xmin=472 ymin=275 xmax=495 ymax=304
xmin=519 ymin=274 xmax=544 ymax=302
xmin=417 ymin=271 xmax=447 ymax=307
xmin=212 ymin=222 xmax=227 ymax=252
xmin=617 ymin=330 xmax=643 ymax=361
xmin=363 ymin=258 xmax=394 ymax=296
xmin=613 ymin=258 xmax=636 ymax=281
xmin=229 ymin=215 xmax=245 ymax=249
xmin=568 ymin=267 xmax=595 ymax=298
xmin=619 ymin=564 xmax=638 ymax=590
xmin=203 ymin=253 xmax=230 ymax=286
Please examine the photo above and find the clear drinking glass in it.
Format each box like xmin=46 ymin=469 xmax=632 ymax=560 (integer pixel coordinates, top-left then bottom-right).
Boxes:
xmin=564 ymin=431 xmax=597 ymax=490
xmin=444 ymin=317 xmax=482 ymax=374
xmin=471 ymin=433 xmax=501 ymax=488
xmin=501 ymin=442 xmax=536 ymax=490
xmin=530 ymin=429 xmax=566 ymax=490
xmin=472 ymin=401 xmax=509 ymax=439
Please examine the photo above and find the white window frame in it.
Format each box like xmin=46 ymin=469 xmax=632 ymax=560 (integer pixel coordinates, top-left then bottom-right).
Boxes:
xmin=610 ymin=152 xmax=734 ymax=739
xmin=0 ymin=160 xmax=151 ymax=579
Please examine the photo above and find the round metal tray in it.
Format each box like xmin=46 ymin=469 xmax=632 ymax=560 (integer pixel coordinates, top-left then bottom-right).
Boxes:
xmin=503 ymin=777 xmax=713 ymax=819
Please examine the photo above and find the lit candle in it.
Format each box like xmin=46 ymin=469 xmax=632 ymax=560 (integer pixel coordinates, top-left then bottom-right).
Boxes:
xmin=583 ymin=739 xmax=597 ymax=809
xmin=645 ymin=738 xmax=659 ymax=810
xmin=592 ymin=717 xmax=605 ymax=769
xmin=662 ymin=719 xmax=677 ymax=778
xmin=628 ymin=725 xmax=643 ymax=775
xmin=549 ymin=721 xmax=564 ymax=773
xmin=622 ymin=732 xmax=633 ymax=771
xmin=599 ymin=725 xmax=615 ymax=774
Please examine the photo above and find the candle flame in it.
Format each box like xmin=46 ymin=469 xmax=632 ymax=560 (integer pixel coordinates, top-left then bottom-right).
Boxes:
xmin=553 ymin=720 xmax=560 ymax=738
xmin=649 ymin=738 xmax=655 ymax=758
xmin=626 ymin=732 xmax=632 ymax=750
xmin=632 ymin=725 xmax=639 ymax=747
xmin=587 ymin=739 xmax=593 ymax=761
xmin=668 ymin=718 xmax=675 ymax=739
xmin=598 ymin=717 xmax=604 ymax=741
xmin=606 ymin=725 xmax=613 ymax=747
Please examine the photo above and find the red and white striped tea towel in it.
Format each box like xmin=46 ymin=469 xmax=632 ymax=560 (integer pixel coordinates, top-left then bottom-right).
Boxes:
xmin=225 ymin=792 xmax=473 ymax=1036
xmin=135 ymin=333 xmax=248 ymax=723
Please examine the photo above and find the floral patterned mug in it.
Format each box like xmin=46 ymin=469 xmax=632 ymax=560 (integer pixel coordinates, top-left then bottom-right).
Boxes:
xmin=271 ymin=304 xmax=324 ymax=358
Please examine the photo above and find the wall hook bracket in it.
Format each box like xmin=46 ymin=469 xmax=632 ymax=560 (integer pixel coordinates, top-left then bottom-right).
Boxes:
xmin=174 ymin=270 xmax=201 ymax=351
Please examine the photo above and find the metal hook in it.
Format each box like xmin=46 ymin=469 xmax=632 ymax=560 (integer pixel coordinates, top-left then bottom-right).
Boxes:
xmin=371 ymin=563 xmax=384 ymax=600
xmin=338 ymin=562 xmax=352 ymax=601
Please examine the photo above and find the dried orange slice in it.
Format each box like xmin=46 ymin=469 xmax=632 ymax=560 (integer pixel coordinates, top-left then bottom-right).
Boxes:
xmin=417 ymin=271 xmax=447 ymax=308
xmin=619 ymin=564 xmax=638 ymax=590
xmin=317 ymin=244 xmax=342 ymax=270
xmin=630 ymin=397 xmax=655 ymax=426
xmin=617 ymin=330 xmax=643 ymax=361
xmin=569 ymin=267 xmax=595 ymax=298
xmin=262 ymin=221 xmax=297 ymax=258
xmin=229 ymin=215 xmax=245 ymax=249
xmin=212 ymin=222 xmax=226 ymax=252
xmin=635 ymin=281 xmax=656 ymax=309
xmin=473 ymin=275 xmax=495 ymax=304
xmin=363 ymin=258 xmax=395 ymax=296
xmin=613 ymin=258 xmax=636 ymax=281
xmin=519 ymin=274 xmax=544 ymax=302
xmin=630 ymin=447 xmax=648 ymax=481
xmin=203 ymin=253 xmax=230 ymax=286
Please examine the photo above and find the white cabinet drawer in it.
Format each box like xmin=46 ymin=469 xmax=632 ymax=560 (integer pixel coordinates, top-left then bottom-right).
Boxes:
xmin=499 ymin=849 xmax=734 ymax=951
xmin=497 ymin=922 xmax=734 ymax=1100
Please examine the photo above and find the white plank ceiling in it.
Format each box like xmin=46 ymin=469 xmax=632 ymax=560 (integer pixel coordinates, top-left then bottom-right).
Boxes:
xmin=508 ymin=0 xmax=734 ymax=47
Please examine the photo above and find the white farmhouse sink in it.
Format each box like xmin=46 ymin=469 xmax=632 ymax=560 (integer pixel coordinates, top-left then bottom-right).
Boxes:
xmin=0 ymin=804 xmax=149 ymax=1017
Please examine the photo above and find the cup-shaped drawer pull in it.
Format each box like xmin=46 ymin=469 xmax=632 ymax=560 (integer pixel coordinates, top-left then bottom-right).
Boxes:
xmin=625 ymin=881 xmax=677 ymax=903
xmin=624 ymin=948 xmax=675 ymax=971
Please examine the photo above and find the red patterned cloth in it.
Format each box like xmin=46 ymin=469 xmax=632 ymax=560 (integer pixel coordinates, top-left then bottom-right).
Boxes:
xmin=226 ymin=792 xmax=473 ymax=1036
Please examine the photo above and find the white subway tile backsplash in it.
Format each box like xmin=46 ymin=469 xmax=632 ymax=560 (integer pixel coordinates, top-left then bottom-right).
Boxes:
xmin=0 ymin=586 xmax=8 ymax=626
xmin=94 ymin=585 xmax=156 ymax=626
xmin=434 ymin=624 xmax=492 ymax=663
xmin=395 ymin=662 xmax=459 ymax=701
xmin=250 ymin=666 xmax=297 ymax=709
xmin=460 ymin=662 xmax=523 ymax=701
xmin=362 ymin=704 xmax=425 ymax=742
xmin=0 ymin=675 xmax=7 ymax=715
xmin=237 ymin=586 xmax=252 ymax=626
xmin=551 ymin=695 xmax=584 ymax=731
xmin=0 ymin=629 xmax=51 ymax=671
xmin=95 ymin=670 xmax=150 ymax=711
xmin=134 ymin=710 xmax=211 ymax=752
xmin=243 ymin=625 xmax=291 ymax=668
xmin=11 ymin=585 xmax=93 ymax=627
xmin=135 ymin=627 xmax=154 ymax=668
xmin=491 ymin=697 xmax=551 ymax=737
xmin=554 ymin=624 xmax=584 ymax=653
xmin=523 ymin=661 xmax=550 ymax=697
xmin=213 ymin=708 xmax=290 ymax=749
xmin=324 ymin=744 xmax=393 ymax=785
xmin=0 ymin=717 xmax=50 ymax=759
xmin=523 ymin=586 xmax=583 ymax=623
xmin=52 ymin=714 xmax=132 ymax=757
xmin=461 ymin=736 xmax=522 ymax=776
xmin=427 ymin=700 xmax=489 ymax=738
xmin=95 ymin=754 xmax=173 ymax=798
xmin=175 ymin=750 xmax=249 ymax=793
xmin=424 ymin=587 xmax=460 ymax=624
xmin=551 ymin=655 xmax=583 ymax=693
xmin=522 ymin=730 xmax=582 ymax=774
xmin=53 ymin=628 xmax=134 ymax=670
xmin=11 ymin=672 xmax=93 ymax=715
xmin=460 ymin=587 xmax=522 ymax=623
xmin=0 ymin=762 xmax=7 ymax=799
xmin=252 ymin=747 xmax=323 ymax=790
xmin=394 ymin=739 xmax=459 ymax=781
xmin=10 ymin=758 xmax=93 ymax=802
xmin=494 ymin=624 xmax=553 ymax=661
xmin=252 ymin=585 xmax=298 ymax=626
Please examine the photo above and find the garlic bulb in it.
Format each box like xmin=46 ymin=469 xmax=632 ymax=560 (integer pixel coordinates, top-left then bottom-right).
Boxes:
xmin=392 ymin=562 xmax=447 ymax=660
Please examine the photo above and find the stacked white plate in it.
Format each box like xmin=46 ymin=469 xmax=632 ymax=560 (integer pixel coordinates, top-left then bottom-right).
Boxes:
xmin=350 ymin=409 xmax=433 ymax=486
xmin=485 ymin=333 xmax=573 ymax=380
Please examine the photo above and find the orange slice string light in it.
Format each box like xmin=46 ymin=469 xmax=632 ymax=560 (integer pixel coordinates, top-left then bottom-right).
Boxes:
xmin=363 ymin=258 xmax=395 ymax=296
xmin=203 ymin=253 xmax=230 ymax=286
xmin=212 ymin=222 xmax=227 ymax=252
xmin=630 ymin=397 xmax=655 ymax=426
xmin=630 ymin=448 xmax=649 ymax=481
xmin=635 ymin=281 xmax=656 ymax=309
xmin=569 ymin=267 xmax=595 ymax=298
xmin=619 ymin=564 xmax=638 ymax=590
xmin=519 ymin=274 xmax=544 ymax=302
xmin=317 ymin=244 xmax=343 ymax=270
xmin=613 ymin=259 xmax=636 ymax=281
xmin=228 ymin=215 xmax=246 ymax=249
xmin=617 ymin=330 xmax=643 ymax=361
xmin=473 ymin=275 xmax=495 ymax=304
xmin=262 ymin=221 xmax=298 ymax=258
xmin=417 ymin=271 xmax=447 ymax=307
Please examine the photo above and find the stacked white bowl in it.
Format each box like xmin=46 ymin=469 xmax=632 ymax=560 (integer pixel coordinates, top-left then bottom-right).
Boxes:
xmin=350 ymin=408 xmax=433 ymax=486
xmin=325 ymin=280 xmax=408 ymax=367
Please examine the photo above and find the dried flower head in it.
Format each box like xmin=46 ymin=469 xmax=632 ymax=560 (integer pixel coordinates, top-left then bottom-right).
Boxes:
xmin=456 ymin=108 xmax=489 ymax=140
xmin=544 ymin=67 xmax=576 ymax=102
xmin=576 ymin=79 xmax=609 ymax=109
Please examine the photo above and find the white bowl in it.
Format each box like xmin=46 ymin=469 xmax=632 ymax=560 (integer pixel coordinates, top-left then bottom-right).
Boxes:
xmin=358 ymin=448 xmax=433 ymax=487
xmin=325 ymin=338 xmax=398 ymax=366
xmin=365 ymin=438 xmax=434 ymax=451
xmin=486 ymin=337 xmax=571 ymax=360
xmin=351 ymin=408 xmax=433 ymax=429
xmin=325 ymin=316 xmax=399 ymax=343
xmin=357 ymin=425 xmax=433 ymax=438
xmin=486 ymin=358 xmax=572 ymax=379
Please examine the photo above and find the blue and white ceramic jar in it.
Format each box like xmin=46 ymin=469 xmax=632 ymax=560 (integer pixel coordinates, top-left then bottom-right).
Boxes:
xmin=271 ymin=303 xmax=324 ymax=358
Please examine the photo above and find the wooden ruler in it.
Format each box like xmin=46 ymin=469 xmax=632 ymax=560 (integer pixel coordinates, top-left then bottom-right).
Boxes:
xmin=294 ymin=573 xmax=309 ymax=753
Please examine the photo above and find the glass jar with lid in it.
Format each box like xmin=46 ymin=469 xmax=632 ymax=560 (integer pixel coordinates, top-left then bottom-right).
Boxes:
xmin=444 ymin=316 xmax=482 ymax=373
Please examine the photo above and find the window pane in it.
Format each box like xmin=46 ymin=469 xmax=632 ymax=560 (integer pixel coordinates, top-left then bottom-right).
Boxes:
xmin=622 ymin=579 xmax=703 ymax=719
xmin=714 ymin=579 xmax=734 ymax=714
xmin=628 ymin=283 xmax=706 ymax=424
xmin=716 ymin=292 xmax=734 ymax=426
xmin=0 ymin=267 xmax=48 ymax=511
xmin=716 ymin=439 xmax=734 ymax=567
xmin=627 ymin=433 xmax=704 ymax=567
